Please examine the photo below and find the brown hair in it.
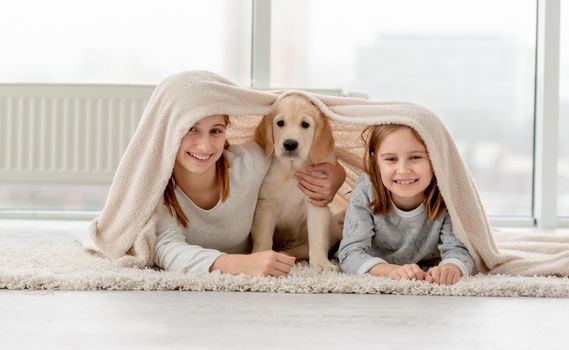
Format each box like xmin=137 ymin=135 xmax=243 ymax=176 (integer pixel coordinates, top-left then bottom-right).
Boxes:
xmin=164 ymin=115 xmax=231 ymax=227
xmin=361 ymin=124 xmax=445 ymax=220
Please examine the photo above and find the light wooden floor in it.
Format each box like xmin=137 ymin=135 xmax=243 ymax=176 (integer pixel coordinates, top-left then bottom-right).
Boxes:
xmin=1 ymin=219 xmax=569 ymax=350
xmin=2 ymin=290 xmax=569 ymax=350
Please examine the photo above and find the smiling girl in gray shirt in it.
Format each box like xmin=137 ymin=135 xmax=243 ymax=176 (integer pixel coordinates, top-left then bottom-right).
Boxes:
xmin=339 ymin=124 xmax=474 ymax=285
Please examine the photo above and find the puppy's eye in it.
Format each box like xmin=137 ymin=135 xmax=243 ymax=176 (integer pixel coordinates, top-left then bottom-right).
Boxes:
xmin=276 ymin=120 xmax=285 ymax=127
xmin=301 ymin=121 xmax=310 ymax=129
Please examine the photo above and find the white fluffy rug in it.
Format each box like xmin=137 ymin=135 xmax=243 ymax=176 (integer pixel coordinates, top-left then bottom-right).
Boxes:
xmin=1 ymin=232 xmax=569 ymax=297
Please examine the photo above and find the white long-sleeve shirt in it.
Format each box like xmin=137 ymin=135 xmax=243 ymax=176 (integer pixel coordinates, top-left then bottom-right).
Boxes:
xmin=154 ymin=141 xmax=270 ymax=273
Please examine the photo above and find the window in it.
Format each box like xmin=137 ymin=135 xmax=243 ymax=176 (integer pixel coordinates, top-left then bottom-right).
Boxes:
xmin=3 ymin=1 xmax=563 ymax=221
xmin=0 ymin=0 xmax=252 ymax=85
xmin=0 ymin=0 xmax=251 ymax=212
xmin=271 ymin=0 xmax=537 ymax=217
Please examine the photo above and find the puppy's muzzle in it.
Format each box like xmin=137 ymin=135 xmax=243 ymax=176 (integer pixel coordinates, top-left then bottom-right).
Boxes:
xmin=283 ymin=139 xmax=299 ymax=151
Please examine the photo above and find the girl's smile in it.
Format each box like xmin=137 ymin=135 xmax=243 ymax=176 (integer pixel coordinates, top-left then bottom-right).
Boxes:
xmin=393 ymin=178 xmax=419 ymax=185
xmin=187 ymin=152 xmax=214 ymax=162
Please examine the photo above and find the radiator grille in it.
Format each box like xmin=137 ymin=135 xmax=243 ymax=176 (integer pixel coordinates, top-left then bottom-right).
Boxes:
xmin=0 ymin=85 xmax=152 ymax=184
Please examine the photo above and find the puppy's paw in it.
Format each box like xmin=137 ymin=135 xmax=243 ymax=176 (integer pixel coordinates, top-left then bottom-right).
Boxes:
xmin=310 ymin=259 xmax=339 ymax=273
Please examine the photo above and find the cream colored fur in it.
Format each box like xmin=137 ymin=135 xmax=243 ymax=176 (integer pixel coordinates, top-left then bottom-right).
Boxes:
xmin=251 ymin=95 xmax=342 ymax=271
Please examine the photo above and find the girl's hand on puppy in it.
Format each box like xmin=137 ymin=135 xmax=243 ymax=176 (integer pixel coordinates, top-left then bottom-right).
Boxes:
xmin=425 ymin=264 xmax=462 ymax=285
xmin=295 ymin=162 xmax=346 ymax=207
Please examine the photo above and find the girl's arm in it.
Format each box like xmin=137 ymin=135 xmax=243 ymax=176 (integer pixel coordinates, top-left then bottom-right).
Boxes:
xmin=338 ymin=175 xmax=386 ymax=275
xmin=156 ymin=222 xmax=296 ymax=276
xmin=155 ymin=225 xmax=224 ymax=273
xmin=438 ymin=213 xmax=475 ymax=277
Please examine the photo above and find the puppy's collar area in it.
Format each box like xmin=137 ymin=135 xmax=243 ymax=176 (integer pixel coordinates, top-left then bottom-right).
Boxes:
xmin=272 ymin=155 xmax=311 ymax=173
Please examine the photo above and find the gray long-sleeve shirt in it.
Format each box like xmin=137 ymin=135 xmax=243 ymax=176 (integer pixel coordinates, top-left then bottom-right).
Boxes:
xmin=339 ymin=173 xmax=474 ymax=276
xmin=154 ymin=141 xmax=270 ymax=273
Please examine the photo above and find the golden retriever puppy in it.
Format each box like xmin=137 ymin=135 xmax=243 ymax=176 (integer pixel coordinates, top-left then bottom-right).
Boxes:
xmin=251 ymin=94 xmax=342 ymax=271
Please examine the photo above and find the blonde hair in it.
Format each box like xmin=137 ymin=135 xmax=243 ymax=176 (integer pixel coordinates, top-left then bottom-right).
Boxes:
xmin=164 ymin=115 xmax=231 ymax=227
xmin=361 ymin=124 xmax=445 ymax=220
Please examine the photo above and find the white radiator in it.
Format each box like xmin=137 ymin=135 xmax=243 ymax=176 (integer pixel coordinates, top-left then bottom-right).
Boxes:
xmin=0 ymin=84 xmax=153 ymax=184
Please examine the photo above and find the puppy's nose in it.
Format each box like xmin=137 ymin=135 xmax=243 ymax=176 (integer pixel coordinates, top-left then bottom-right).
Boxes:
xmin=283 ymin=139 xmax=298 ymax=151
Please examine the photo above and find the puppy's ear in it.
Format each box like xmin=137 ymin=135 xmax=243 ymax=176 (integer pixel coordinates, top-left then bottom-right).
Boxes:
xmin=309 ymin=112 xmax=335 ymax=164
xmin=254 ymin=114 xmax=274 ymax=157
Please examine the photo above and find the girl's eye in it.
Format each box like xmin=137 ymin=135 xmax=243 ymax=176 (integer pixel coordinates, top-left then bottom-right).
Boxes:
xmin=188 ymin=127 xmax=198 ymax=133
xmin=301 ymin=121 xmax=310 ymax=129
xmin=276 ymin=120 xmax=285 ymax=127
xmin=384 ymin=157 xmax=396 ymax=162
xmin=211 ymin=128 xmax=225 ymax=135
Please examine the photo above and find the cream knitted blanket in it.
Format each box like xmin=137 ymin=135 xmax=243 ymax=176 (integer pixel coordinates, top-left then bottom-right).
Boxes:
xmin=88 ymin=71 xmax=569 ymax=276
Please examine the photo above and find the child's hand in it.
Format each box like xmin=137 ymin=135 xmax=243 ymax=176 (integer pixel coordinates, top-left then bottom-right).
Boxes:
xmin=425 ymin=264 xmax=462 ymax=285
xmin=210 ymin=251 xmax=296 ymax=277
xmin=368 ymin=263 xmax=425 ymax=281
xmin=384 ymin=263 xmax=425 ymax=281
xmin=295 ymin=162 xmax=346 ymax=207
